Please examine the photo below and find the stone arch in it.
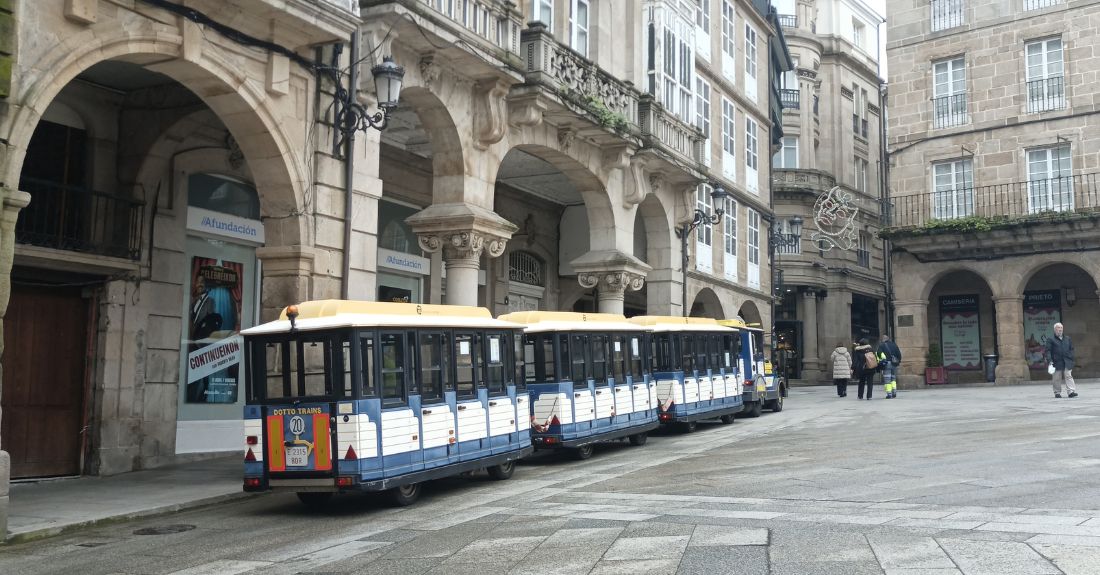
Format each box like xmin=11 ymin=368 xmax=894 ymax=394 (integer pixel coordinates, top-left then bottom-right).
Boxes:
xmin=2 ymin=30 xmax=308 ymax=246
xmin=738 ymin=300 xmax=763 ymax=326
xmin=636 ymin=194 xmax=673 ymax=269
xmin=912 ymin=265 xmax=997 ymax=303
xmin=1014 ymin=254 xmax=1100 ymax=298
xmin=396 ymin=86 xmax=467 ymax=205
xmin=925 ymin=269 xmax=996 ymax=377
xmin=689 ymin=287 xmax=725 ymax=319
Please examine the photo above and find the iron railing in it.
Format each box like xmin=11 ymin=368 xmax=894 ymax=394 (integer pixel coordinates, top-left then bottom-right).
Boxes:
xmin=1024 ymin=0 xmax=1060 ymax=10
xmin=886 ymin=173 xmax=1100 ymax=228
xmin=780 ymin=89 xmax=800 ymax=109
xmin=17 ymin=177 xmax=144 ymax=260
xmin=932 ymin=93 xmax=968 ymax=128
xmin=930 ymin=0 xmax=964 ymax=31
xmin=1026 ymin=76 xmax=1066 ymax=113
xmin=778 ymin=14 xmax=797 ymax=28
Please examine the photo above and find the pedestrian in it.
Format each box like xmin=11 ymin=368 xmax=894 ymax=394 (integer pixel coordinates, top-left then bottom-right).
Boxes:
xmin=876 ymin=334 xmax=902 ymax=399
xmin=830 ymin=341 xmax=852 ymax=397
xmin=854 ymin=338 xmax=876 ymax=400
xmin=1045 ymin=322 xmax=1079 ymax=399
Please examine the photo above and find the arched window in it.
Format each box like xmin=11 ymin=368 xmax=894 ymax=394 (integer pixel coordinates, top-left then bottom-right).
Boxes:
xmin=379 ymin=220 xmax=413 ymax=253
xmin=509 ymin=250 xmax=544 ymax=287
xmin=189 ymin=173 xmax=260 ymax=219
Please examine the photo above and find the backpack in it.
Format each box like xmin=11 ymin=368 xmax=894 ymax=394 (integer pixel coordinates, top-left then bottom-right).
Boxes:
xmin=863 ymin=351 xmax=879 ymax=370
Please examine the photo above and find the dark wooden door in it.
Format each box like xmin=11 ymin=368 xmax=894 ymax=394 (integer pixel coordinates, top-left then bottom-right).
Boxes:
xmin=2 ymin=285 xmax=89 ymax=478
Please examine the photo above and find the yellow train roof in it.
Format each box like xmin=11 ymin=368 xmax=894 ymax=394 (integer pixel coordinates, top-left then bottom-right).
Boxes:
xmin=242 ymin=300 xmax=520 ymax=335
xmin=716 ymin=319 xmax=746 ymax=328
xmin=627 ymin=315 xmax=734 ymax=333
xmin=499 ymin=311 xmax=642 ymax=333
xmin=279 ymin=300 xmax=493 ymax=321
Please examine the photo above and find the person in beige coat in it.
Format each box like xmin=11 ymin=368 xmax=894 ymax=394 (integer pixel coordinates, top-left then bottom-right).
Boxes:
xmin=830 ymin=341 xmax=853 ymax=397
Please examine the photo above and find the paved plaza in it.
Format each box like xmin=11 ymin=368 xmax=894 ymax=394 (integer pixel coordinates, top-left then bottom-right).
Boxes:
xmin=2 ymin=384 xmax=1100 ymax=574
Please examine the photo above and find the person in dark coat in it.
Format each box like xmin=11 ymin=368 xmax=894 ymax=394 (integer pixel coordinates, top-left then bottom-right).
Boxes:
xmin=1045 ymin=322 xmax=1078 ymax=399
xmin=854 ymin=338 xmax=875 ymax=400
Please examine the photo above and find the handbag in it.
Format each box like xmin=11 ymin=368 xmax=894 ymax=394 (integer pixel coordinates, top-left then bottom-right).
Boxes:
xmin=1047 ymin=363 xmax=1056 ymax=375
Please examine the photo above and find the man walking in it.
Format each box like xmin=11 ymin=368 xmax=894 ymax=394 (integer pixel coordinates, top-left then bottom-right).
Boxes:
xmin=877 ymin=334 xmax=902 ymax=399
xmin=1046 ymin=322 xmax=1078 ymax=399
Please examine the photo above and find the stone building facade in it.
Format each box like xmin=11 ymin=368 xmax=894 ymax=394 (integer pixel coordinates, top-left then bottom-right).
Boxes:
xmin=768 ymin=0 xmax=888 ymax=383
xmin=886 ymin=0 xmax=1100 ymax=387
xmin=0 ymin=0 xmax=790 ymax=533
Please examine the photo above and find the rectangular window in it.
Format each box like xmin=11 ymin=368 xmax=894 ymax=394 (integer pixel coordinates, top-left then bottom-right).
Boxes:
xmin=930 ymin=0 xmax=964 ymax=31
xmin=380 ymin=332 xmax=406 ymax=406
xmin=419 ymin=332 xmax=446 ymax=402
xmin=723 ymin=198 xmax=737 ymax=257
xmin=773 ymin=136 xmax=798 ymax=168
xmin=681 ymin=335 xmax=696 ymax=372
xmin=484 ymin=332 xmax=506 ymax=395
xmin=748 ymin=209 xmax=760 ymax=265
xmin=647 ymin=6 xmax=694 ymax=122
xmin=721 ymin=0 xmax=735 ymax=79
xmin=1027 ymin=144 xmax=1073 ymax=213
xmin=534 ymin=0 xmax=554 ymax=33
xmin=745 ymin=116 xmax=759 ymax=192
xmin=696 ymin=183 xmax=714 ymax=248
xmin=697 ymin=77 xmax=712 ymax=166
xmin=1026 ymin=38 xmax=1065 ymax=113
xmin=722 ymin=97 xmax=736 ymax=180
xmin=932 ymin=158 xmax=974 ymax=220
xmin=360 ymin=334 xmax=376 ymax=397
xmin=454 ymin=332 xmax=477 ymax=398
xmin=570 ymin=334 xmax=587 ymax=387
xmin=855 ymin=157 xmax=868 ymax=192
xmin=570 ymin=0 xmax=590 ymax=57
xmin=591 ymin=334 xmax=608 ymax=382
xmin=696 ymin=0 xmax=710 ymax=30
xmin=776 ymin=218 xmax=801 ymax=255
xmin=857 ymin=232 xmax=871 ymax=268
xmin=933 ymin=57 xmax=967 ymax=128
xmin=852 ymin=19 xmax=865 ymax=48
xmin=744 ymin=23 xmax=757 ymax=79
xmin=610 ymin=335 xmax=626 ymax=382
xmin=628 ymin=335 xmax=644 ymax=379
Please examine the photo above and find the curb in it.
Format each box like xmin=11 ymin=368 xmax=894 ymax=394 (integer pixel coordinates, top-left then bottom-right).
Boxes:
xmin=3 ymin=490 xmax=258 ymax=545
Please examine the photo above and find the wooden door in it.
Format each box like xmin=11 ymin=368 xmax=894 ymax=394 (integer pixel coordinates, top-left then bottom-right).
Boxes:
xmin=2 ymin=285 xmax=89 ymax=478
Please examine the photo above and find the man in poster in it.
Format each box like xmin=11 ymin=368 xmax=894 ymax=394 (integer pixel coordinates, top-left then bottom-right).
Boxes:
xmin=186 ymin=258 xmax=244 ymax=403
xmin=1045 ymin=322 xmax=1078 ymax=399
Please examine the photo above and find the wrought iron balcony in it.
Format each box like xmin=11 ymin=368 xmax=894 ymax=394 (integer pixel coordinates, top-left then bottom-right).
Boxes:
xmin=778 ymin=14 xmax=797 ymax=28
xmin=17 ymin=177 xmax=144 ymax=260
xmin=638 ymin=95 xmax=702 ymax=166
xmin=886 ymin=173 xmax=1100 ymax=229
xmin=780 ymin=89 xmax=800 ymax=109
xmin=416 ymin=0 xmax=523 ymax=54
xmin=930 ymin=0 xmax=964 ymax=32
xmin=932 ymin=93 xmax=968 ymax=128
xmin=1024 ymin=0 xmax=1060 ymax=10
xmin=1026 ymin=76 xmax=1066 ymax=113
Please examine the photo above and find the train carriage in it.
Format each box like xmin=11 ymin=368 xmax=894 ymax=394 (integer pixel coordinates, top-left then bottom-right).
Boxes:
xmin=241 ymin=300 xmax=533 ymax=506
xmin=627 ymin=316 xmax=744 ymax=431
xmin=499 ymin=311 xmax=658 ymax=459
xmin=718 ymin=320 xmax=785 ymax=416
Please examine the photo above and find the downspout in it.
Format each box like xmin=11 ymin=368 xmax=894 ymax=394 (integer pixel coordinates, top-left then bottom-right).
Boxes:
xmin=341 ymin=32 xmax=359 ymax=300
xmin=878 ymin=64 xmax=894 ymax=337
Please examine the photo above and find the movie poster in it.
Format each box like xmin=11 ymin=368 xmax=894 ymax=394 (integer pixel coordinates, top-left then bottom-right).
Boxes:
xmin=186 ymin=257 xmax=244 ymax=404
xmin=1023 ymin=290 xmax=1061 ymax=369
xmin=940 ymin=295 xmax=981 ymax=369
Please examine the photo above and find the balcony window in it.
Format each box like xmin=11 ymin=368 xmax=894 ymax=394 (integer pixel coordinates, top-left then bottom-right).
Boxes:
xmin=780 ymin=89 xmax=800 ymax=109
xmin=533 ymin=0 xmax=553 ymax=33
xmin=852 ymin=19 xmax=865 ymax=49
xmin=722 ymin=97 xmax=736 ymax=180
xmin=696 ymin=0 xmax=711 ymax=59
xmin=570 ymin=0 xmax=590 ymax=57
xmin=745 ymin=117 xmax=759 ymax=193
xmin=723 ymin=198 xmax=738 ymax=281
xmin=747 ymin=208 xmax=760 ymax=289
xmin=773 ymin=136 xmax=798 ymax=169
xmin=932 ymin=159 xmax=974 ymax=220
xmin=1024 ymin=0 xmax=1060 ymax=10
xmin=696 ymin=183 xmax=714 ymax=272
xmin=745 ymin=23 xmax=758 ymax=101
xmin=933 ymin=57 xmax=967 ymax=128
xmin=647 ymin=5 xmax=695 ymax=123
xmin=721 ymin=0 xmax=735 ymax=80
xmin=1026 ymin=38 xmax=1065 ymax=113
xmin=696 ymin=77 xmax=712 ymax=166
xmin=778 ymin=14 xmax=797 ymax=28
xmin=930 ymin=0 xmax=964 ymax=32
xmin=1027 ymin=145 xmax=1073 ymax=213
xmin=857 ymin=232 xmax=870 ymax=268
xmin=855 ymin=157 xmax=868 ymax=192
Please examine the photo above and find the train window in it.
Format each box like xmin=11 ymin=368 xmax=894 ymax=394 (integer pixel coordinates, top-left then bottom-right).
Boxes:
xmin=721 ymin=335 xmax=735 ymax=368
xmin=485 ymin=332 xmax=506 ymax=396
xmin=454 ymin=332 xmax=478 ymax=398
xmin=628 ymin=335 xmax=644 ymax=379
xmin=610 ymin=335 xmax=626 ymax=382
xmin=262 ymin=341 xmax=287 ymax=399
xmin=570 ymin=334 xmax=587 ymax=387
xmin=406 ymin=331 xmax=419 ymax=395
xmin=695 ymin=334 xmax=708 ymax=372
xmin=505 ymin=332 xmax=524 ymax=391
xmin=516 ymin=333 xmax=529 ymax=387
xmin=380 ymin=332 xmax=406 ymax=406
xmin=591 ymin=334 xmax=608 ymax=382
xmin=709 ymin=335 xmax=722 ymax=370
xmin=540 ymin=335 xmax=556 ymax=382
xmin=360 ymin=333 xmax=377 ymax=397
xmin=652 ymin=333 xmax=676 ymax=371
xmin=301 ymin=337 xmax=330 ymax=396
xmin=558 ymin=334 xmax=571 ymax=383
xmin=419 ymin=332 xmax=445 ymax=403
xmin=341 ymin=339 xmax=354 ymax=397
xmin=681 ymin=334 xmax=696 ymax=372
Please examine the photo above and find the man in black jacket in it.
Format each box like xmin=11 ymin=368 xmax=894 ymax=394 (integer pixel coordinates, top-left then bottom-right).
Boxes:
xmin=1046 ymin=322 xmax=1078 ymax=399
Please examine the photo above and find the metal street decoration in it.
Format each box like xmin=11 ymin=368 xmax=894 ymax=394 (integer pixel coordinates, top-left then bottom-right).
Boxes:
xmin=811 ymin=186 xmax=858 ymax=251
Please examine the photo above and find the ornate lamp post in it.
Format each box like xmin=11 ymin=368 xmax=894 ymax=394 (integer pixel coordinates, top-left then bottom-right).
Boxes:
xmin=768 ymin=215 xmax=804 ymax=368
xmin=335 ymin=55 xmax=406 ymax=134
xmin=678 ymin=184 xmax=732 ymax=316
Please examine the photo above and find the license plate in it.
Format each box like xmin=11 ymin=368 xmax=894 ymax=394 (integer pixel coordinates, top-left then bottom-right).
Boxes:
xmin=756 ymin=383 xmax=766 ymax=392
xmin=286 ymin=446 xmax=308 ymax=467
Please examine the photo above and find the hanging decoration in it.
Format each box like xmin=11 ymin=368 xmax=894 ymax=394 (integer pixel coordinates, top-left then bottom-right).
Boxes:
xmin=811 ymin=186 xmax=859 ymax=251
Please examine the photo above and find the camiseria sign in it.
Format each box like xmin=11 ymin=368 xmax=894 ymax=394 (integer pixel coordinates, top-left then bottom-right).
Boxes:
xmin=187 ymin=207 xmax=265 ymax=244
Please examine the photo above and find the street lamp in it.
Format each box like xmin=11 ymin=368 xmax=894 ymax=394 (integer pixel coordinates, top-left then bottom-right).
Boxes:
xmin=679 ymin=183 xmax=732 ymax=316
xmin=335 ymin=55 xmax=406 ymax=135
xmin=768 ymin=215 xmax=805 ymax=374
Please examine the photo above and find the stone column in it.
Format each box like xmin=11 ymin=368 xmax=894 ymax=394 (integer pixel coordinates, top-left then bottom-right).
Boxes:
xmin=256 ymin=246 xmax=316 ymax=322
xmin=570 ymin=250 xmax=652 ymax=316
xmin=0 ymin=189 xmax=31 ymax=537
xmin=992 ymin=295 xmax=1029 ymax=383
xmin=801 ymin=289 xmax=822 ymax=380
xmin=894 ymin=299 xmax=928 ymax=389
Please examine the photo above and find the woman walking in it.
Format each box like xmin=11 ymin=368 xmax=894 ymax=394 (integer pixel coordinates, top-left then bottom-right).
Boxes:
xmin=830 ymin=341 xmax=852 ymax=397
xmin=854 ymin=338 xmax=876 ymax=400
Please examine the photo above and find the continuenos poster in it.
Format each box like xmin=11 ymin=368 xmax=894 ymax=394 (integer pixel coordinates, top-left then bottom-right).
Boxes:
xmin=1023 ymin=290 xmax=1061 ymax=369
xmin=940 ymin=295 xmax=981 ymax=369
xmin=186 ymin=257 xmax=244 ymax=403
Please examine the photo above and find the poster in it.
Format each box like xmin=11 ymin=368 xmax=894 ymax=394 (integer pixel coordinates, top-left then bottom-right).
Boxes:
xmin=1023 ymin=290 xmax=1061 ymax=369
xmin=940 ymin=295 xmax=981 ymax=369
xmin=186 ymin=257 xmax=244 ymax=403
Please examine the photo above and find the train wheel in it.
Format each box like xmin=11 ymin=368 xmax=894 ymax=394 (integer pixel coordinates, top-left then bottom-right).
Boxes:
xmin=720 ymin=414 xmax=735 ymax=424
xmin=487 ymin=460 xmax=516 ymax=480
xmin=389 ymin=482 xmax=422 ymax=506
xmin=628 ymin=432 xmax=648 ymax=446
xmin=744 ymin=401 xmax=762 ymax=418
xmin=572 ymin=444 xmax=594 ymax=460
xmin=296 ymin=492 xmax=333 ymax=508
xmin=681 ymin=421 xmax=698 ymax=433
xmin=770 ymin=394 xmax=784 ymax=413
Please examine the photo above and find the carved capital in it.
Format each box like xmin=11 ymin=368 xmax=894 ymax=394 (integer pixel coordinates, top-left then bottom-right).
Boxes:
xmin=474 ymin=78 xmax=510 ymax=150
xmin=577 ymin=271 xmax=646 ymax=295
xmin=418 ymin=230 xmax=511 ymax=262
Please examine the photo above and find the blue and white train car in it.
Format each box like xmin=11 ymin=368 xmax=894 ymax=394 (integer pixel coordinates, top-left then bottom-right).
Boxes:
xmin=720 ymin=319 xmax=785 ymax=417
xmin=499 ymin=311 xmax=659 ymax=459
xmin=241 ymin=300 xmax=533 ymax=506
xmin=628 ymin=316 xmax=743 ymax=432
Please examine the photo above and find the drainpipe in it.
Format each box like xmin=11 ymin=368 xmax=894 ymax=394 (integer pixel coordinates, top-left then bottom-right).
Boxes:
xmin=341 ymin=31 xmax=358 ymax=300
xmin=878 ymin=69 xmax=894 ymax=337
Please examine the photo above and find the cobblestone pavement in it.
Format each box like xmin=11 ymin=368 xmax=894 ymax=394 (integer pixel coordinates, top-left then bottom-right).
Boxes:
xmin=3 ymin=385 xmax=1100 ymax=574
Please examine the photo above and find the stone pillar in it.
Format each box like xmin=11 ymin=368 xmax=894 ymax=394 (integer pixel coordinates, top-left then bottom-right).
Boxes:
xmin=801 ymin=289 xmax=822 ymax=380
xmin=894 ymin=299 xmax=928 ymax=389
xmin=570 ymin=250 xmax=652 ymax=316
xmin=256 ymin=246 xmax=316 ymax=322
xmin=0 ymin=189 xmax=31 ymax=537
xmin=992 ymin=295 xmax=1029 ymax=383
